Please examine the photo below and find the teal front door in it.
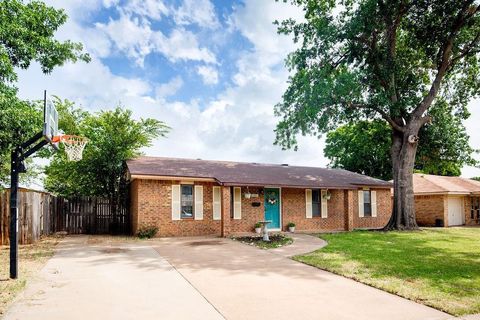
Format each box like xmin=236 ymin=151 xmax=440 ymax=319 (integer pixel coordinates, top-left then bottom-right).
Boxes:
xmin=264 ymin=188 xmax=280 ymax=229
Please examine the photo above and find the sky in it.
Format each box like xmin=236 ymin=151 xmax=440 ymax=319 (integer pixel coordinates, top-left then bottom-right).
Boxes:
xmin=15 ymin=0 xmax=480 ymax=178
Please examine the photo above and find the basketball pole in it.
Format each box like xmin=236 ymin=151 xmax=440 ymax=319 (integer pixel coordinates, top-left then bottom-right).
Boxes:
xmin=9 ymin=132 xmax=48 ymax=279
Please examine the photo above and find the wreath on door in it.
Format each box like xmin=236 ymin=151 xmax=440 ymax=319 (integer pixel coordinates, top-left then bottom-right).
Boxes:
xmin=266 ymin=192 xmax=277 ymax=205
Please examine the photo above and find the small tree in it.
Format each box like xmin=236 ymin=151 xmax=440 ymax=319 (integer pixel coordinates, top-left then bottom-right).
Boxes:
xmin=274 ymin=0 xmax=480 ymax=229
xmin=45 ymin=105 xmax=170 ymax=201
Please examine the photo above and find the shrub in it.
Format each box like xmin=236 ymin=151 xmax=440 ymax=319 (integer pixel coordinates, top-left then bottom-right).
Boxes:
xmin=254 ymin=222 xmax=262 ymax=228
xmin=137 ymin=225 xmax=158 ymax=239
xmin=287 ymin=222 xmax=296 ymax=228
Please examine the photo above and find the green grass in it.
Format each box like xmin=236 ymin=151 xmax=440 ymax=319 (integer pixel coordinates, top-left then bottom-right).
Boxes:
xmin=295 ymin=228 xmax=480 ymax=316
xmin=232 ymin=234 xmax=293 ymax=249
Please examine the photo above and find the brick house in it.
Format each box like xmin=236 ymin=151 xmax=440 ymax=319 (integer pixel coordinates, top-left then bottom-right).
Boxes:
xmin=126 ymin=157 xmax=393 ymax=237
xmin=413 ymin=174 xmax=480 ymax=227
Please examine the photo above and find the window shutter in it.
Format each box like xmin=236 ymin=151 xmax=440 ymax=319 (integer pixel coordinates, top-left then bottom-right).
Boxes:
xmin=213 ymin=186 xmax=221 ymax=220
xmin=194 ymin=185 xmax=203 ymax=220
xmin=305 ymin=189 xmax=312 ymax=218
xmin=233 ymin=187 xmax=242 ymax=219
xmin=321 ymin=190 xmax=328 ymax=218
xmin=371 ymin=190 xmax=377 ymax=217
xmin=172 ymin=185 xmax=181 ymax=220
xmin=358 ymin=190 xmax=364 ymax=217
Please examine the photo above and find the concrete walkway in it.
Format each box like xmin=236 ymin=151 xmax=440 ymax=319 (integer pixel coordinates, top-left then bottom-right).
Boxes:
xmin=4 ymin=236 xmax=223 ymax=320
xmin=269 ymin=232 xmax=327 ymax=257
xmin=153 ymin=236 xmax=451 ymax=320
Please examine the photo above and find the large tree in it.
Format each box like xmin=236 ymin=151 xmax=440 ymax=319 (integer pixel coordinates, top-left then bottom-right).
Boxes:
xmin=325 ymin=105 xmax=477 ymax=180
xmin=45 ymin=105 xmax=170 ymax=201
xmin=0 ymin=0 xmax=90 ymax=185
xmin=274 ymin=0 xmax=480 ymax=229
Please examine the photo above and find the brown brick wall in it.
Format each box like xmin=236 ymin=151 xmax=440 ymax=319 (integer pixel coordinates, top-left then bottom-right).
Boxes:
xmin=414 ymin=195 xmax=446 ymax=226
xmin=230 ymin=187 xmax=265 ymax=233
xmin=134 ymin=179 xmax=221 ymax=237
xmin=281 ymin=188 xmax=345 ymax=232
xmin=131 ymin=179 xmax=393 ymax=237
xmin=352 ymin=189 xmax=392 ymax=229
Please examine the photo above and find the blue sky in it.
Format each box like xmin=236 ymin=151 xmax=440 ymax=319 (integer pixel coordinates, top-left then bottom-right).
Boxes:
xmin=15 ymin=0 xmax=480 ymax=177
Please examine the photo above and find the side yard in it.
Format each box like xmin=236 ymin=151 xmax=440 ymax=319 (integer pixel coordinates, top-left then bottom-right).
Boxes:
xmin=0 ymin=236 xmax=62 ymax=316
xmin=295 ymin=228 xmax=480 ymax=316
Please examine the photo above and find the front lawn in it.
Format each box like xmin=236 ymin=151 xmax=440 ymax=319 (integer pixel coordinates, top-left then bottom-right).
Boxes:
xmin=0 ymin=236 xmax=61 ymax=316
xmin=295 ymin=228 xmax=480 ymax=316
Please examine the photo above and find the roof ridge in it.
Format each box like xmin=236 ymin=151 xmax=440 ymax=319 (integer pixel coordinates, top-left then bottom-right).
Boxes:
xmin=133 ymin=155 xmax=332 ymax=170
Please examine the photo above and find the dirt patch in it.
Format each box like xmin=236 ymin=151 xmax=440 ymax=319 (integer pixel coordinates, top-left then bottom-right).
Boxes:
xmin=187 ymin=240 xmax=225 ymax=247
xmin=0 ymin=236 xmax=62 ymax=316
xmin=98 ymin=247 xmax=129 ymax=254
xmin=86 ymin=236 xmax=137 ymax=245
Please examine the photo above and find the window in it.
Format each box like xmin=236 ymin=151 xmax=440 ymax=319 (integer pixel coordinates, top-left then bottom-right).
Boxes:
xmin=181 ymin=185 xmax=194 ymax=219
xmin=471 ymin=196 xmax=480 ymax=220
xmin=363 ymin=190 xmax=372 ymax=217
xmin=312 ymin=190 xmax=321 ymax=217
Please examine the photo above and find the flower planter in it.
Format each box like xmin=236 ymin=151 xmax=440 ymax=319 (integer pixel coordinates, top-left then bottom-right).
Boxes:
xmin=255 ymin=227 xmax=262 ymax=234
xmin=288 ymin=226 xmax=295 ymax=233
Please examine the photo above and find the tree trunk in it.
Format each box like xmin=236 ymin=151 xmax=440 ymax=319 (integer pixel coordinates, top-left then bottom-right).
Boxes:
xmin=385 ymin=124 xmax=421 ymax=230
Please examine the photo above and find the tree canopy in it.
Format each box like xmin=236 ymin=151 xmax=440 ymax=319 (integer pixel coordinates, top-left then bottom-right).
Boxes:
xmin=44 ymin=104 xmax=170 ymax=200
xmin=0 ymin=0 xmax=90 ymax=92
xmin=0 ymin=0 xmax=90 ymax=186
xmin=325 ymin=105 xmax=478 ymax=180
xmin=275 ymin=0 xmax=480 ymax=229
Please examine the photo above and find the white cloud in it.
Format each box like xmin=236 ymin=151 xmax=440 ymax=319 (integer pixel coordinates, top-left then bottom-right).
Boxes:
xmin=156 ymin=76 xmax=184 ymax=99
xmin=16 ymin=0 xmax=326 ymax=169
xmin=152 ymin=28 xmax=217 ymax=64
xmin=123 ymin=0 xmax=170 ymax=20
xmin=197 ymin=65 xmax=219 ymax=85
xmin=174 ymin=0 xmax=219 ymax=29
xmin=96 ymin=15 xmax=216 ymax=66
xmin=96 ymin=14 xmax=153 ymax=66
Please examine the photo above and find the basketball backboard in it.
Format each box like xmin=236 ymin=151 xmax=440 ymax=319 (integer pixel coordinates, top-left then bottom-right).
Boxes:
xmin=43 ymin=95 xmax=58 ymax=144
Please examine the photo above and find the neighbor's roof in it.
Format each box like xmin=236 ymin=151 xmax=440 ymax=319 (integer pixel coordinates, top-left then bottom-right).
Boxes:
xmin=413 ymin=174 xmax=480 ymax=195
xmin=126 ymin=156 xmax=392 ymax=189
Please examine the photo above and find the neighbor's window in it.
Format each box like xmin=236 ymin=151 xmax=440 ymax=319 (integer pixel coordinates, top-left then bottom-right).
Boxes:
xmin=181 ymin=185 xmax=194 ymax=219
xmin=363 ymin=190 xmax=372 ymax=217
xmin=471 ymin=196 xmax=480 ymax=220
xmin=312 ymin=189 xmax=321 ymax=217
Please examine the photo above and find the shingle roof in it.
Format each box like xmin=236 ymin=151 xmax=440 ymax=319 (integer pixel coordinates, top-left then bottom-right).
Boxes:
xmin=126 ymin=156 xmax=392 ymax=189
xmin=413 ymin=174 xmax=480 ymax=195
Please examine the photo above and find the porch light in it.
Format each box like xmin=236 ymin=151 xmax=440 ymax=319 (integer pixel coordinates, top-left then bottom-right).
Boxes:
xmin=244 ymin=187 xmax=252 ymax=199
xmin=323 ymin=190 xmax=332 ymax=200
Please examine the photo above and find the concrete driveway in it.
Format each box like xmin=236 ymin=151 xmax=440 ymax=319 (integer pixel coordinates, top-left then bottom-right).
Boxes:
xmin=153 ymin=236 xmax=451 ymax=320
xmin=4 ymin=235 xmax=452 ymax=320
xmin=3 ymin=236 xmax=223 ymax=320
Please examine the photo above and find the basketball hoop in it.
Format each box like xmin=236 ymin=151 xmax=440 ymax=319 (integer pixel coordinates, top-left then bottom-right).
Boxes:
xmin=52 ymin=135 xmax=89 ymax=161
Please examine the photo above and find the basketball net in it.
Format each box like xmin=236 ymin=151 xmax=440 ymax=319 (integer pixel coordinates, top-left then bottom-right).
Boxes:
xmin=53 ymin=135 xmax=89 ymax=161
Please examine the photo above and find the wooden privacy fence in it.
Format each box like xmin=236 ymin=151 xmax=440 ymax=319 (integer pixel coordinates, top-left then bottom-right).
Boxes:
xmin=0 ymin=189 xmax=130 ymax=245
xmin=0 ymin=189 xmax=56 ymax=245
xmin=60 ymin=197 xmax=130 ymax=235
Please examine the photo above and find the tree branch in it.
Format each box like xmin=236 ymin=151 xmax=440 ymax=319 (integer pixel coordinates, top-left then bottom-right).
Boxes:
xmin=412 ymin=1 xmax=477 ymax=118
xmin=348 ymin=103 xmax=405 ymax=132
xmin=450 ymin=31 xmax=480 ymax=66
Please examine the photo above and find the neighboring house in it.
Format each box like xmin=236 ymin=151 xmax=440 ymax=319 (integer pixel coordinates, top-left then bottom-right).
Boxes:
xmin=413 ymin=174 xmax=480 ymax=227
xmin=126 ymin=157 xmax=393 ymax=237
